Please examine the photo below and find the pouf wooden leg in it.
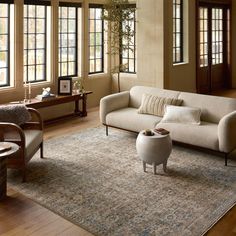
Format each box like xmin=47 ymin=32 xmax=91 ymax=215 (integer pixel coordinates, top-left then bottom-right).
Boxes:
xmin=163 ymin=160 xmax=167 ymax=173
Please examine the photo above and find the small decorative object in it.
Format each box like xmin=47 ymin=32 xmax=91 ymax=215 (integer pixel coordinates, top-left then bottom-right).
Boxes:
xmin=143 ymin=129 xmax=154 ymax=136
xmin=23 ymin=81 xmax=28 ymax=103
xmin=72 ymin=77 xmax=84 ymax=94
xmin=23 ymin=81 xmax=31 ymax=103
xmin=58 ymin=77 xmax=72 ymax=95
xmin=36 ymin=87 xmax=55 ymax=101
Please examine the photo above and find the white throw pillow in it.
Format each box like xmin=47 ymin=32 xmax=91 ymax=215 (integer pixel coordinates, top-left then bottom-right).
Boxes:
xmin=161 ymin=105 xmax=201 ymax=125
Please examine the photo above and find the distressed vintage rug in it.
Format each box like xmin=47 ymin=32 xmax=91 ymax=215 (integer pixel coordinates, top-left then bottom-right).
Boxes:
xmin=8 ymin=127 xmax=236 ymax=236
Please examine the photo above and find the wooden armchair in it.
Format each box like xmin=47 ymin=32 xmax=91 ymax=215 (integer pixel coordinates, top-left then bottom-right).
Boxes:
xmin=0 ymin=108 xmax=43 ymax=182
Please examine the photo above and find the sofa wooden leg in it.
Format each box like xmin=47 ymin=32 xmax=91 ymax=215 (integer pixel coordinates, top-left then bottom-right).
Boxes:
xmin=106 ymin=125 xmax=108 ymax=136
xmin=40 ymin=142 xmax=44 ymax=159
xmin=225 ymin=153 xmax=228 ymax=166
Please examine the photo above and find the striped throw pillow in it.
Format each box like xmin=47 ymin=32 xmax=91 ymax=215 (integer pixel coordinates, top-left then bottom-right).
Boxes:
xmin=137 ymin=94 xmax=183 ymax=117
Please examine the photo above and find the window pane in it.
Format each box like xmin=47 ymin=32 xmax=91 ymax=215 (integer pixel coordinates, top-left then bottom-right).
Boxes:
xmin=37 ymin=6 xmax=45 ymax=18
xmin=36 ymin=50 xmax=45 ymax=64
xmin=0 ymin=68 xmax=7 ymax=85
xmin=0 ymin=35 xmax=8 ymax=50
xmin=36 ymin=65 xmax=44 ymax=80
xmin=89 ymin=6 xmax=104 ymax=74
xmin=37 ymin=19 xmax=45 ymax=33
xmin=0 ymin=19 xmax=8 ymax=34
xmin=0 ymin=4 xmax=8 ymax=17
xmin=121 ymin=5 xmax=136 ymax=73
xmin=24 ymin=4 xmax=47 ymax=82
xmin=173 ymin=0 xmax=183 ymax=64
xmin=58 ymin=5 xmax=78 ymax=77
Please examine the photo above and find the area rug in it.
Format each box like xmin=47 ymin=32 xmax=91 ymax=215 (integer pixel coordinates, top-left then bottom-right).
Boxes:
xmin=8 ymin=127 xmax=236 ymax=236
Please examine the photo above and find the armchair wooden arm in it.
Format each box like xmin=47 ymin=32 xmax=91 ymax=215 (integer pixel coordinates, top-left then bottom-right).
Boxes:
xmin=22 ymin=108 xmax=43 ymax=130
xmin=0 ymin=107 xmax=44 ymax=182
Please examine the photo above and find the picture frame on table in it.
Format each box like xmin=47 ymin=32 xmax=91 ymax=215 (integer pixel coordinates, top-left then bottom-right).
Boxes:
xmin=58 ymin=77 xmax=72 ymax=95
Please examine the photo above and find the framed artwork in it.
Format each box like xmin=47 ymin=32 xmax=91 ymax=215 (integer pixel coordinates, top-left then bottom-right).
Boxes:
xmin=58 ymin=77 xmax=72 ymax=95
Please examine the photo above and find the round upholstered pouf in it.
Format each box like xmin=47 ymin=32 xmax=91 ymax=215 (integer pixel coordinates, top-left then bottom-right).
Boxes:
xmin=136 ymin=130 xmax=172 ymax=174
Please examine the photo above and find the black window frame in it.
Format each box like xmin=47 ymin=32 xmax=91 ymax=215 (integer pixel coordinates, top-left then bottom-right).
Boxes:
xmin=23 ymin=0 xmax=50 ymax=83
xmin=58 ymin=2 xmax=81 ymax=78
xmin=120 ymin=4 xmax=136 ymax=74
xmin=88 ymin=4 xmax=104 ymax=75
xmin=173 ymin=0 xmax=184 ymax=64
xmin=0 ymin=0 xmax=14 ymax=87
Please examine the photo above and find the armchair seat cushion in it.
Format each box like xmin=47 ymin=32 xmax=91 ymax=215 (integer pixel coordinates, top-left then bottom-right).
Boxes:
xmin=24 ymin=130 xmax=43 ymax=159
xmin=106 ymin=107 xmax=162 ymax=132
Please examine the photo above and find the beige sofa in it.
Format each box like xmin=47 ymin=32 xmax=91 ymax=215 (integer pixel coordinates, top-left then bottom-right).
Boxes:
xmin=100 ymin=86 xmax=236 ymax=165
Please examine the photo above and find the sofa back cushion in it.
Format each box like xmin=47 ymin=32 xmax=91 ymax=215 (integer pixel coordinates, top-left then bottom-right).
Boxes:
xmin=178 ymin=92 xmax=236 ymax=123
xmin=129 ymin=86 xmax=181 ymax=108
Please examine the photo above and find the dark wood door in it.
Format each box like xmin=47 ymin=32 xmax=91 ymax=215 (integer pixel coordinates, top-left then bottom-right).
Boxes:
xmin=197 ymin=3 xmax=231 ymax=94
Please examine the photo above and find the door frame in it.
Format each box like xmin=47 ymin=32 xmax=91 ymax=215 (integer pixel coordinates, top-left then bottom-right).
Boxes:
xmin=196 ymin=0 xmax=232 ymax=94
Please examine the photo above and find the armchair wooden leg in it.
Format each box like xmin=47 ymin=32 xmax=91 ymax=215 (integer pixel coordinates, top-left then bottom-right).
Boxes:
xmin=40 ymin=142 xmax=44 ymax=159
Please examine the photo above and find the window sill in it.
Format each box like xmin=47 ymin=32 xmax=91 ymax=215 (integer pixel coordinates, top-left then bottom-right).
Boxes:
xmin=173 ymin=62 xmax=189 ymax=67
xmin=88 ymin=72 xmax=109 ymax=79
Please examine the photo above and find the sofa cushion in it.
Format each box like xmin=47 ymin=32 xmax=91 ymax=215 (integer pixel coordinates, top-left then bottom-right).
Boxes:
xmin=129 ymin=86 xmax=181 ymax=108
xmin=155 ymin=121 xmax=219 ymax=151
xmin=178 ymin=92 xmax=236 ymax=123
xmin=138 ymin=94 xmax=182 ymax=117
xmin=106 ymin=107 xmax=162 ymax=132
xmin=161 ymin=105 xmax=201 ymax=125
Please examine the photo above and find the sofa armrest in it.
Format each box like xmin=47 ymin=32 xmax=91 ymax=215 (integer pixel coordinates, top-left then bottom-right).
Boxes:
xmin=218 ymin=111 xmax=236 ymax=153
xmin=99 ymin=91 xmax=130 ymax=124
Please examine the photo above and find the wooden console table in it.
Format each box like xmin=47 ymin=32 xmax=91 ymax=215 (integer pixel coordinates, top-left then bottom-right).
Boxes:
xmin=25 ymin=91 xmax=92 ymax=123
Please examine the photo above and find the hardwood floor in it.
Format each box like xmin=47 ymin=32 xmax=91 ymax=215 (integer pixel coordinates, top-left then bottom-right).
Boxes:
xmin=0 ymin=102 xmax=236 ymax=235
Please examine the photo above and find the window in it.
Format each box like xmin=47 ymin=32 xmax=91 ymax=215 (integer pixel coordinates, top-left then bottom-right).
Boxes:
xmin=89 ymin=4 xmax=104 ymax=74
xmin=58 ymin=2 xmax=81 ymax=78
xmin=24 ymin=0 xmax=50 ymax=83
xmin=173 ymin=0 xmax=183 ymax=64
xmin=120 ymin=5 xmax=136 ymax=73
xmin=0 ymin=0 xmax=13 ymax=87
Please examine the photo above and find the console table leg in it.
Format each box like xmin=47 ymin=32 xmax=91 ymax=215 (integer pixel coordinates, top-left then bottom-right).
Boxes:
xmin=74 ymin=100 xmax=79 ymax=114
xmin=82 ymin=94 xmax=87 ymax=117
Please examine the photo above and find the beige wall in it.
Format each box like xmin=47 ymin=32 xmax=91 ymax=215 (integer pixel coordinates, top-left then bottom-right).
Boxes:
xmin=164 ymin=0 xmax=196 ymax=92
xmin=113 ymin=0 xmax=164 ymax=92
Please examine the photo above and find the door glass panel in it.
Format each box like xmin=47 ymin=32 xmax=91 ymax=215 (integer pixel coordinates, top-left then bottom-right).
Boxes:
xmin=212 ymin=8 xmax=223 ymax=65
xmin=199 ymin=7 xmax=208 ymax=67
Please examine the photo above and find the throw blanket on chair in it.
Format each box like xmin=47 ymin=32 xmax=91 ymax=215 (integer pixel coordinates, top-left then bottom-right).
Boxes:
xmin=0 ymin=105 xmax=31 ymax=125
